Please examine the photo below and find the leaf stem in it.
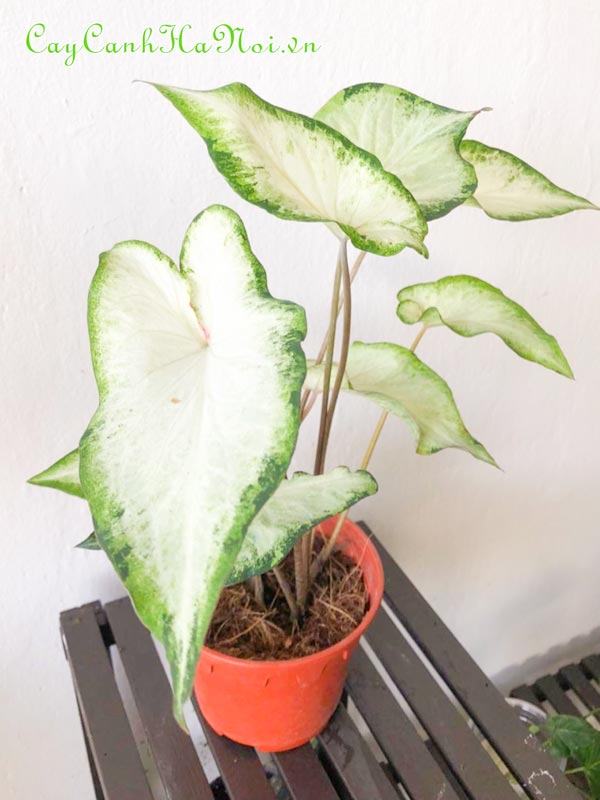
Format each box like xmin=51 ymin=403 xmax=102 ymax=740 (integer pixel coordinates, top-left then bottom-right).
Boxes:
xmin=248 ymin=575 xmax=266 ymax=610
xmin=273 ymin=565 xmax=298 ymax=621
xmin=294 ymin=244 xmax=345 ymax=609
xmin=310 ymin=325 xmax=428 ymax=580
xmin=300 ymin=250 xmax=366 ymax=421
xmin=319 ymin=239 xmax=352 ymax=471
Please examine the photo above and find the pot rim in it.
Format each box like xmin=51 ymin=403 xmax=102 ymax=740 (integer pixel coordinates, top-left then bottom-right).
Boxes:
xmin=200 ymin=518 xmax=384 ymax=670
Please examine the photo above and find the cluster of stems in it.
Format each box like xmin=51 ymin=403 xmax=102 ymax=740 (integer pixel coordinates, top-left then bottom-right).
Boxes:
xmin=259 ymin=241 xmax=426 ymax=621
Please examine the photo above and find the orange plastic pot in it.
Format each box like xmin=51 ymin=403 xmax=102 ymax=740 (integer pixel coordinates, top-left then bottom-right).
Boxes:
xmin=194 ymin=516 xmax=384 ymax=752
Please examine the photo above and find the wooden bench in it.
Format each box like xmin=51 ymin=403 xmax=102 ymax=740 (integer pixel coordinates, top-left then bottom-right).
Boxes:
xmin=60 ymin=523 xmax=580 ymax=800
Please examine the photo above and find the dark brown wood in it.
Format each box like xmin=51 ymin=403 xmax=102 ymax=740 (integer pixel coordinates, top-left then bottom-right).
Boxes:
xmin=582 ymin=655 xmax=600 ymax=690
xmin=346 ymin=645 xmax=462 ymax=800
xmin=273 ymin=744 xmax=340 ymax=800
xmin=192 ymin=697 xmax=276 ymax=800
xmin=104 ymin=598 xmax=213 ymax=800
xmin=560 ymin=663 xmax=600 ymax=712
xmin=426 ymin=741 xmax=470 ymax=800
xmin=510 ymin=685 xmax=541 ymax=707
xmin=363 ymin=524 xmax=581 ymax=800
xmin=318 ymin=704 xmax=400 ymax=800
xmin=366 ymin=608 xmax=518 ymax=800
xmin=60 ymin=603 xmax=154 ymax=800
xmin=76 ymin=699 xmax=106 ymax=800
xmin=534 ymin=675 xmax=580 ymax=716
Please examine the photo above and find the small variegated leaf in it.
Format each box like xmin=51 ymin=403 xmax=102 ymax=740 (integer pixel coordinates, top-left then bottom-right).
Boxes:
xmin=306 ymin=342 xmax=495 ymax=465
xmin=397 ymin=275 xmax=573 ymax=377
xmin=227 ymin=467 xmax=378 ymax=585
xmin=28 ymin=449 xmax=83 ymax=498
xmin=315 ymin=83 xmax=480 ymax=220
xmin=76 ymin=532 xmax=101 ymax=550
xmin=460 ymin=140 xmax=598 ymax=220
xmin=33 ymin=453 xmax=376 ymax=584
xmin=80 ymin=205 xmax=306 ymax=723
xmin=151 ymin=82 xmax=428 ymax=257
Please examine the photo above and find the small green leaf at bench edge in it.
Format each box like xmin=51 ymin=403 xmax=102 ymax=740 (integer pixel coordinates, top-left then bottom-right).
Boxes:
xmin=227 ymin=467 xmax=378 ymax=585
xmin=28 ymin=449 xmax=83 ymax=497
xmin=460 ymin=140 xmax=598 ymax=221
xmin=543 ymin=714 xmax=600 ymax=798
xmin=79 ymin=205 xmax=306 ymax=725
xmin=150 ymin=82 xmax=428 ymax=257
xmin=397 ymin=275 xmax=573 ymax=378
xmin=34 ymin=456 xmax=377 ymax=581
xmin=315 ymin=82 xmax=481 ymax=220
xmin=305 ymin=341 xmax=495 ymax=466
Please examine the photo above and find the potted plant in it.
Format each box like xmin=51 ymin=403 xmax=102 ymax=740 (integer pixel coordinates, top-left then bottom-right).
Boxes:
xmin=29 ymin=82 xmax=596 ymax=751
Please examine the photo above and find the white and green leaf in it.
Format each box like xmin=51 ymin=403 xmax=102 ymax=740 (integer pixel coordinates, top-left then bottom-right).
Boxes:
xmin=227 ymin=467 xmax=377 ymax=585
xmin=460 ymin=140 xmax=598 ymax=221
xmin=306 ymin=342 xmax=495 ymax=465
xmin=33 ymin=453 xmax=376 ymax=582
xmin=151 ymin=82 xmax=428 ymax=257
xmin=315 ymin=83 xmax=480 ymax=220
xmin=397 ymin=275 xmax=573 ymax=377
xmin=79 ymin=205 xmax=306 ymax=723
xmin=28 ymin=449 xmax=83 ymax=498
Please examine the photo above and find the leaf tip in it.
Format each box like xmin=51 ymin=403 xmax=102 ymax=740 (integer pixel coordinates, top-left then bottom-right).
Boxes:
xmin=172 ymin=700 xmax=190 ymax=733
xmin=473 ymin=441 xmax=500 ymax=470
xmin=27 ymin=468 xmax=56 ymax=489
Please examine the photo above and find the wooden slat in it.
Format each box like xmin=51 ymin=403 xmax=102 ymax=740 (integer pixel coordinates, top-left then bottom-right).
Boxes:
xmin=273 ymin=745 xmax=340 ymax=800
xmin=104 ymin=598 xmax=213 ymax=800
xmin=192 ymin=698 xmax=276 ymax=800
xmin=318 ymin=704 xmax=401 ymax=800
xmin=582 ymin=655 xmax=600 ymax=684
xmin=76 ymin=699 xmax=106 ymax=800
xmin=60 ymin=603 xmax=153 ymax=800
xmin=426 ymin=741 xmax=470 ymax=800
xmin=365 ymin=525 xmax=581 ymax=800
xmin=510 ymin=685 xmax=541 ymax=707
xmin=346 ymin=646 xmax=462 ymax=800
xmin=535 ymin=675 xmax=581 ymax=716
xmin=560 ymin=664 xmax=600 ymax=711
xmin=366 ymin=608 xmax=517 ymax=800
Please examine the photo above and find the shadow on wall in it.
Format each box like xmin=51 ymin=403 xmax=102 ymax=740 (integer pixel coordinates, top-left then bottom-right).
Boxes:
xmin=494 ymin=625 xmax=600 ymax=694
xmin=361 ymin=464 xmax=599 ymax=690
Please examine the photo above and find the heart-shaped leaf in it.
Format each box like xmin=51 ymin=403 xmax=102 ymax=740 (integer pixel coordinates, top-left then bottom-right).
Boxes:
xmin=543 ymin=715 xmax=600 ymax=798
xmin=151 ymin=82 xmax=428 ymax=257
xmin=315 ymin=83 xmax=480 ymax=220
xmin=79 ymin=205 xmax=306 ymax=723
xmin=31 ymin=453 xmax=377 ymax=582
xmin=397 ymin=275 xmax=573 ymax=377
xmin=306 ymin=342 xmax=495 ymax=465
xmin=227 ymin=467 xmax=377 ymax=585
xmin=28 ymin=449 xmax=83 ymax=497
xmin=460 ymin=140 xmax=598 ymax=220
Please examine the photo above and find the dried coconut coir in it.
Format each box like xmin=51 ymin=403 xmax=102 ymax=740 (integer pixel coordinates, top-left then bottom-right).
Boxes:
xmin=206 ymin=540 xmax=368 ymax=660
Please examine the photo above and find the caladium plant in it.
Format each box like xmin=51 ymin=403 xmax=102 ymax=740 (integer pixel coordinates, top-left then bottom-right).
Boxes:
xmin=30 ymin=80 xmax=597 ymax=724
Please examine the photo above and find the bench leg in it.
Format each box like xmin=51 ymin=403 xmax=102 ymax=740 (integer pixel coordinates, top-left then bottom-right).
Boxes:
xmin=76 ymin=699 xmax=105 ymax=800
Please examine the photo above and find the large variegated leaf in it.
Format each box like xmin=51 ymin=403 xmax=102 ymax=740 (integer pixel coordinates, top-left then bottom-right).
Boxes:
xmin=315 ymin=83 xmax=479 ymax=220
xmin=306 ymin=342 xmax=495 ymax=465
xmin=227 ymin=467 xmax=377 ymax=585
xmin=397 ymin=275 xmax=573 ymax=377
xmin=151 ymin=82 xmax=428 ymax=257
xmin=460 ymin=140 xmax=598 ymax=220
xmin=79 ymin=205 xmax=306 ymax=723
xmin=28 ymin=449 xmax=83 ymax=497
xmin=32 ymin=453 xmax=376 ymax=582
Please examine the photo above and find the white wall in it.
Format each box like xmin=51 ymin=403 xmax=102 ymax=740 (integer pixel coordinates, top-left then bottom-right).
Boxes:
xmin=2 ymin=1 xmax=599 ymax=797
